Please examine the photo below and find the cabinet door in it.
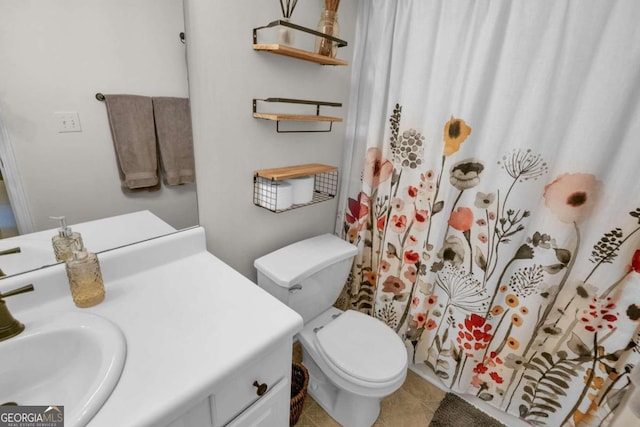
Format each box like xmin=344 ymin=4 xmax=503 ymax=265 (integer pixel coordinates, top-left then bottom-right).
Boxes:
xmin=226 ymin=378 xmax=289 ymax=427
xmin=212 ymin=342 xmax=290 ymax=426
xmin=165 ymin=396 xmax=213 ymax=427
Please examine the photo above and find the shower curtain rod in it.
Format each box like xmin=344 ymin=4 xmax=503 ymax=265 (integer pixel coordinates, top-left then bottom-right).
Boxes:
xmin=95 ymin=93 xmax=105 ymax=101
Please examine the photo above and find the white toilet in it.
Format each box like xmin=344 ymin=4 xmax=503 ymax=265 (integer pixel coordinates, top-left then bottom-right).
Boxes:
xmin=254 ymin=234 xmax=408 ymax=427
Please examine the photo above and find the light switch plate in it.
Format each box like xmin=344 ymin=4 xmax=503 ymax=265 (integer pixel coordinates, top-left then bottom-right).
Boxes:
xmin=54 ymin=112 xmax=82 ymax=133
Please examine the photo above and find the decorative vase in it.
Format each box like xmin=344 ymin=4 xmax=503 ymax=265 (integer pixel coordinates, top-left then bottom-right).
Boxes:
xmin=277 ymin=18 xmax=295 ymax=46
xmin=315 ymin=10 xmax=339 ymax=57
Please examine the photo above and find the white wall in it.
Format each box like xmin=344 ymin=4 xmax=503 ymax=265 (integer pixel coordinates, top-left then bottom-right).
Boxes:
xmin=0 ymin=0 xmax=198 ymax=231
xmin=185 ymin=0 xmax=358 ymax=279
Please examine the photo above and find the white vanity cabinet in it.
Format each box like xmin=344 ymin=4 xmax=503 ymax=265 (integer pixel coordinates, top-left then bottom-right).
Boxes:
xmin=211 ymin=340 xmax=291 ymax=426
xmin=168 ymin=380 xmax=289 ymax=427
xmin=0 ymin=225 xmax=303 ymax=427
xmin=166 ymin=338 xmax=292 ymax=427
xmin=225 ymin=379 xmax=289 ymax=427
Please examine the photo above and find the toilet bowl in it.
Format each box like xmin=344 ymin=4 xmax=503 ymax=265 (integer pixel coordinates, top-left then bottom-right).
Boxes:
xmin=298 ymin=307 xmax=407 ymax=427
xmin=254 ymin=234 xmax=408 ymax=426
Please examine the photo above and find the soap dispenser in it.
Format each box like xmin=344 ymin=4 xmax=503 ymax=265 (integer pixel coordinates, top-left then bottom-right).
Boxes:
xmin=51 ymin=216 xmax=83 ymax=262
xmin=65 ymin=242 xmax=105 ymax=308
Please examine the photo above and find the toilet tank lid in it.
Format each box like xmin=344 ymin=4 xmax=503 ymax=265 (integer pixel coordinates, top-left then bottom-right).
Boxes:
xmin=254 ymin=234 xmax=358 ymax=288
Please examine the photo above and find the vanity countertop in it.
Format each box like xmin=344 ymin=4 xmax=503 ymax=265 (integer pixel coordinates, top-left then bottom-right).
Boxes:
xmin=0 ymin=210 xmax=177 ymax=276
xmin=1 ymin=226 xmax=303 ymax=426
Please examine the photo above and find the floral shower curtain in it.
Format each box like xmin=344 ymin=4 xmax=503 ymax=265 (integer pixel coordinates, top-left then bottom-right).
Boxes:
xmin=335 ymin=1 xmax=640 ymax=426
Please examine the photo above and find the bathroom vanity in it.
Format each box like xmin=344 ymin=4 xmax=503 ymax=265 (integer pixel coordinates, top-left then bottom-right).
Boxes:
xmin=0 ymin=224 xmax=303 ymax=426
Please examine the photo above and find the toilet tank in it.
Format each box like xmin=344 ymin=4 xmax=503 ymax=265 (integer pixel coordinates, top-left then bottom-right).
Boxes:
xmin=254 ymin=234 xmax=358 ymax=323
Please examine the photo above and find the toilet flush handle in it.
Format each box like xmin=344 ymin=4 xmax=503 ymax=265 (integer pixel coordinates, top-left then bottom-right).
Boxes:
xmin=289 ymin=284 xmax=302 ymax=292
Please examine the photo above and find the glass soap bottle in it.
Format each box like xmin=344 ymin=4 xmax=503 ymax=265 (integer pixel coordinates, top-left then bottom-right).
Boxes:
xmin=51 ymin=216 xmax=83 ymax=262
xmin=65 ymin=244 xmax=105 ymax=308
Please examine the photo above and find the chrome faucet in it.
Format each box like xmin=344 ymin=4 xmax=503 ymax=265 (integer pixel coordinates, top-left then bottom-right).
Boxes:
xmin=0 ymin=284 xmax=34 ymax=342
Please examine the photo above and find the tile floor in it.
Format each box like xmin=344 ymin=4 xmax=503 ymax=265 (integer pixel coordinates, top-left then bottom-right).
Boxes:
xmin=292 ymin=343 xmax=447 ymax=426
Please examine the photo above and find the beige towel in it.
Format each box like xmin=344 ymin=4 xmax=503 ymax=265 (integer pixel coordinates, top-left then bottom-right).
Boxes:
xmin=104 ymin=95 xmax=159 ymax=190
xmin=152 ymin=97 xmax=196 ymax=186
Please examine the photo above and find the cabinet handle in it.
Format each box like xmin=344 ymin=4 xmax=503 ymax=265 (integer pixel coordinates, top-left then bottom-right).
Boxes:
xmin=252 ymin=381 xmax=268 ymax=396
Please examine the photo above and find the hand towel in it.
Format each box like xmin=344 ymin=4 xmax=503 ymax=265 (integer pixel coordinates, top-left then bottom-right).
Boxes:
xmin=152 ymin=97 xmax=196 ymax=186
xmin=103 ymin=95 xmax=159 ymax=190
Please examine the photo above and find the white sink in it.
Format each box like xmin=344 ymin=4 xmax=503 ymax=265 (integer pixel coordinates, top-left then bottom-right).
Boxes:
xmin=0 ymin=311 xmax=126 ymax=426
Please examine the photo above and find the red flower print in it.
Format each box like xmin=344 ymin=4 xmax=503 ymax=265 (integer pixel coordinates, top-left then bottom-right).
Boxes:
xmin=487 ymin=351 xmax=503 ymax=365
xmin=406 ymin=186 xmax=418 ymax=199
xmin=632 ymin=250 xmax=640 ymax=273
xmin=424 ymin=295 xmax=438 ymax=309
xmin=345 ymin=192 xmax=369 ymax=224
xmin=377 ymin=215 xmax=386 ymax=231
xmin=413 ymin=312 xmax=427 ymax=328
xmin=448 ymin=207 xmax=474 ymax=231
xmin=426 ymin=319 xmax=437 ymax=330
xmin=421 ymin=170 xmax=435 ymax=181
xmin=391 ymin=214 xmax=407 ymax=233
xmin=363 ymin=148 xmax=393 ymax=189
xmin=414 ymin=209 xmax=430 ymax=231
xmin=489 ymin=372 xmax=504 ymax=384
xmin=474 ymin=363 xmax=488 ymax=374
xmin=580 ymin=296 xmax=618 ymax=332
xmin=403 ymin=250 xmax=420 ymax=264
xmin=382 ymin=275 xmax=405 ymax=295
xmin=407 ymin=234 xmax=418 ymax=246
xmin=457 ymin=314 xmax=493 ymax=357
xmin=346 ymin=204 xmax=358 ymax=225
xmin=380 ymin=260 xmax=390 ymax=272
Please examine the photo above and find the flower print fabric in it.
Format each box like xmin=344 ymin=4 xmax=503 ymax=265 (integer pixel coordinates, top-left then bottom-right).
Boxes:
xmin=448 ymin=207 xmax=473 ymax=231
xmin=450 ymin=159 xmax=484 ymax=190
xmin=543 ymin=173 xmax=601 ymax=224
xmin=363 ymin=147 xmax=393 ymax=189
xmin=340 ymin=105 xmax=640 ymax=427
xmin=443 ymin=117 xmax=472 ymax=156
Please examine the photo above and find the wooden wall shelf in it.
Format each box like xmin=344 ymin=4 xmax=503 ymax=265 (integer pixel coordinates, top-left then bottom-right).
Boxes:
xmin=252 ymin=20 xmax=348 ymax=66
xmin=252 ymin=44 xmax=348 ymax=66
xmin=255 ymin=164 xmax=337 ymax=180
xmin=252 ymin=112 xmax=342 ymax=123
xmin=254 ymin=164 xmax=338 ymax=212
xmin=253 ymin=98 xmax=342 ymax=133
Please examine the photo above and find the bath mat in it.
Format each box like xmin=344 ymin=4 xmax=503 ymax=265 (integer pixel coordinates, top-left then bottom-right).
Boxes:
xmin=429 ymin=393 xmax=507 ymax=427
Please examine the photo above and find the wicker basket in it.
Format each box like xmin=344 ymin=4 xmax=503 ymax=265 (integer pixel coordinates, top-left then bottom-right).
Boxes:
xmin=290 ymin=362 xmax=309 ymax=426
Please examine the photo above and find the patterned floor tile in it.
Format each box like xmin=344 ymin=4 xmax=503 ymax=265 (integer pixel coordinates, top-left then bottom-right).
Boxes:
xmin=292 ymin=345 xmax=446 ymax=426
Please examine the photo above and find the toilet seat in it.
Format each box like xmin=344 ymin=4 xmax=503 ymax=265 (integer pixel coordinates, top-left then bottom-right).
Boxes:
xmin=315 ymin=310 xmax=407 ymax=385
